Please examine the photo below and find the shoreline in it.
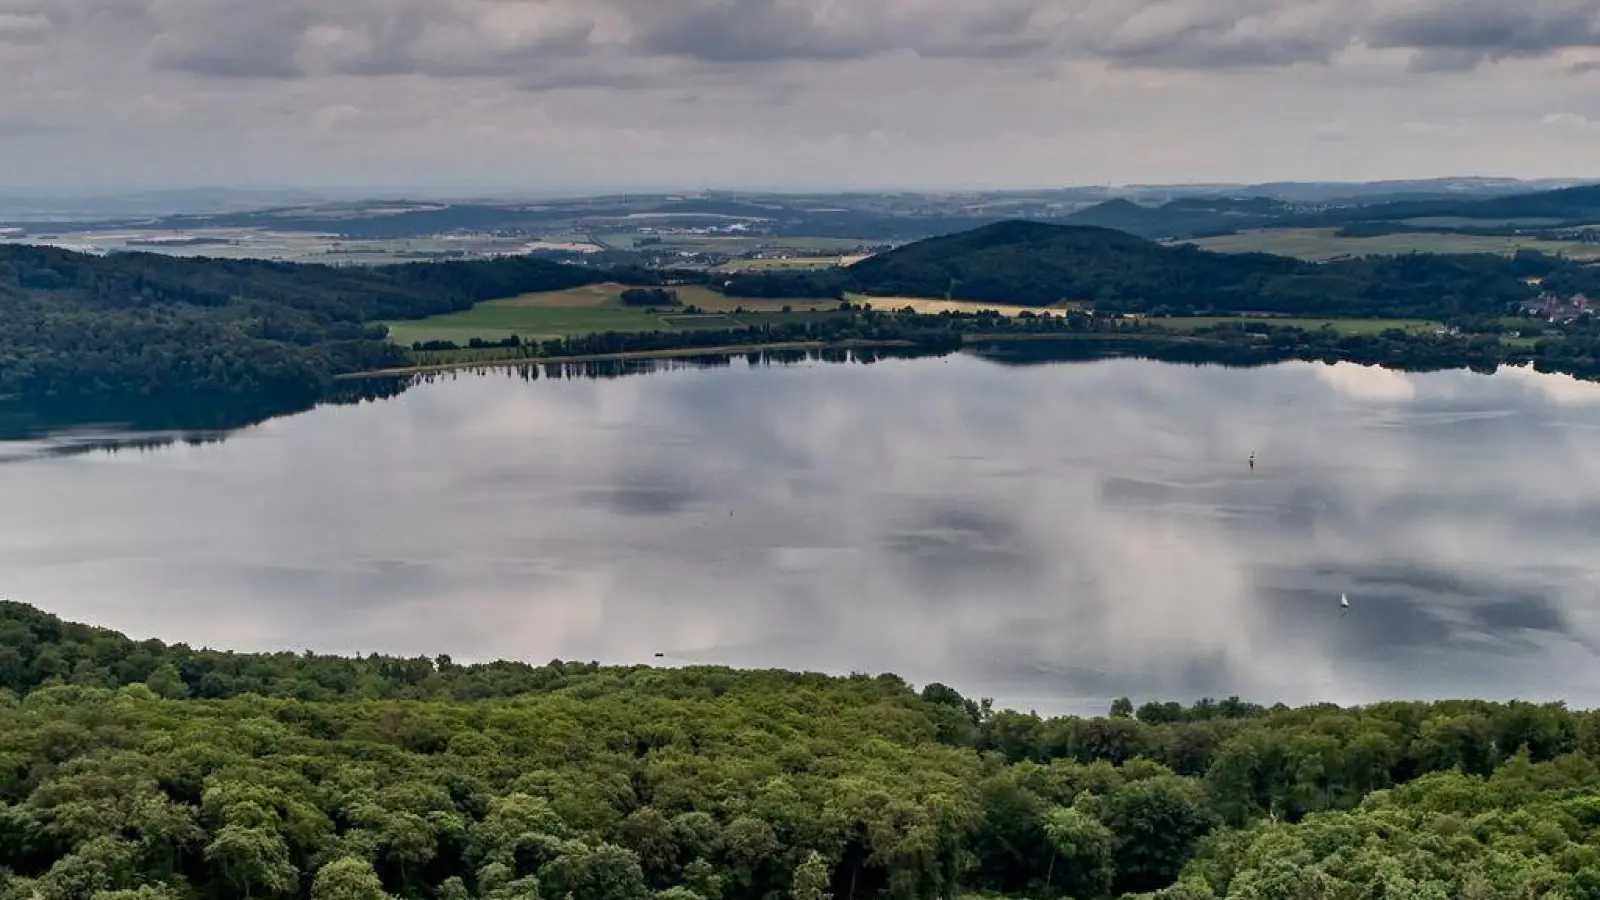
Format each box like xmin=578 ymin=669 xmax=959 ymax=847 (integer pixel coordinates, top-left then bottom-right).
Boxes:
xmin=335 ymin=339 xmax=922 ymax=381
xmin=335 ymin=327 xmax=1545 ymax=384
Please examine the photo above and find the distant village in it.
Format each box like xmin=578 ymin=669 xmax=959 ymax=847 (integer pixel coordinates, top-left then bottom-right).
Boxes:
xmin=1521 ymin=292 xmax=1593 ymax=325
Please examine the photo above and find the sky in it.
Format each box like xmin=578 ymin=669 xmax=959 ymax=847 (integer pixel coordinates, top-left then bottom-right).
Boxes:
xmin=4 ymin=0 xmax=1600 ymax=191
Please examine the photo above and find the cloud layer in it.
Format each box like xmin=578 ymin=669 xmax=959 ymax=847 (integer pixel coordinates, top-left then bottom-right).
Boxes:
xmin=2 ymin=0 xmax=1600 ymax=189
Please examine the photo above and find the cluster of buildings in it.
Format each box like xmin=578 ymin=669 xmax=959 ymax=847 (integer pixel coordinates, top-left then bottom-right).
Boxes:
xmin=1520 ymin=292 xmax=1592 ymax=325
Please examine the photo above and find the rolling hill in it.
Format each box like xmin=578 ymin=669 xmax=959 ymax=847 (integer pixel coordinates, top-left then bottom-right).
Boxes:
xmin=725 ymin=220 xmax=1555 ymax=318
xmin=1288 ymin=183 xmax=1600 ymax=228
xmin=1055 ymin=183 xmax=1600 ymax=240
xmin=1057 ymin=196 xmax=1300 ymax=239
xmin=842 ymin=220 xmax=1301 ymax=306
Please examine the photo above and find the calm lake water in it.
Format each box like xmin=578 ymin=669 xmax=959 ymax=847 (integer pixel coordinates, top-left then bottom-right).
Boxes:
xmin=5 ymin=353 xmax=1600 ymax=716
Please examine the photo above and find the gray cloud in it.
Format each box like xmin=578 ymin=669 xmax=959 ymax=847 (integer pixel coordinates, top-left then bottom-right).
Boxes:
xmin=1 ymin=0 xmax=1599 ymax=187
xmin=0 ymin=10 xmax=48 ymax=42
xmin=1367 ymin=0 xmax=1600 ymax=71
xmin=623 ymin=0 xmax=887 ymax=64
xmin=1082 ymin=1 xmax=1357 ymax=69
xmin=149 ymin=4 xmax=311 ymax=79
xmin=141 ymin=0 xmax=600 ymax=80
xmin=13 ymin=0 xmax=1597 ymax=84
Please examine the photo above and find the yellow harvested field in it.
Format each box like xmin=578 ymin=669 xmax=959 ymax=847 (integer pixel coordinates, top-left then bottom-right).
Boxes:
xmin=496 ymin=283 xmax=620 ymax=308
xmin=849 ymin=295 xmax=1073 ymax=317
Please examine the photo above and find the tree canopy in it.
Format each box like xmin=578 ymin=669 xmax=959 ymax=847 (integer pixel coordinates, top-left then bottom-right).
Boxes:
xmin=0 ymin=245 xmax=649 ymax=425
xmin=0 ymin=601 xmax=1597 ymax=900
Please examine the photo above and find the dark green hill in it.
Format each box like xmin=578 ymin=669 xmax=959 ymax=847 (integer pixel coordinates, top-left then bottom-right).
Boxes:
xmin=0 ymin=244 xmax=646 ymax=425
xmin=786 ymin=220 xmax=1542 ymax=318
xmin=842 ymin=220 xmax=1298 ymax=307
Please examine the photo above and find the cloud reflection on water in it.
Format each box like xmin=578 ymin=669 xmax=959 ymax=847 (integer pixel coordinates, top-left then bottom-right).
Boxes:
xmin=3 ymin=356 xmax=1600 ymax=715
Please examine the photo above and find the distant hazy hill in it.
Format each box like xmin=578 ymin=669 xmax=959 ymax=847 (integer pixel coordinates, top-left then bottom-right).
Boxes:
xmin=13 ymin=178 xmax=1590 ymax=244
xmin=1060 ymin=196 xmax=1297 ymax=239
xmin=1291 ymin=183 xmax=1600 ymax=227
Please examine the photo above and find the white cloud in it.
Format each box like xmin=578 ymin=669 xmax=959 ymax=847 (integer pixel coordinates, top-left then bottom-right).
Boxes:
xmin=1312 ymin=361 xmax=1419 ymax=403
xmin=1543 ymin=111 xmax=1600 ymax=132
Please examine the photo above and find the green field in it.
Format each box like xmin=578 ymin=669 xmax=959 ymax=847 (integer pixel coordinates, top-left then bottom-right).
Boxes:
xmin=382 ymin=306 xmax=667 ymax=344
xmin=379 ymin=282 xmax=841 ymax=344
xmin=382 ymin=280 xmax=1469 ymax=349
xmin=1401 ymin=216 xmax=1573 ymax=229
xmin=1186 ymin=227 xmax=1600 ymax=262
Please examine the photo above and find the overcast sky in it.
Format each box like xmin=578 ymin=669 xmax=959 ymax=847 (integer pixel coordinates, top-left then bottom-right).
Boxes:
xmin=4 ymin=0 xmax=1600 ymax=191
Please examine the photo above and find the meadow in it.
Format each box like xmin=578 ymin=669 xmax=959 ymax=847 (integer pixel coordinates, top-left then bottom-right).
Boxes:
xmin=1186 ymin=227 xmax=1600 ymax=261
xmin=380 ymin=280 xmax=1485 ymax=354
xmin=379 ymin=282 xmax=844 ymax=344
xmin=379 ymin=281 xmax=1105 ymax=347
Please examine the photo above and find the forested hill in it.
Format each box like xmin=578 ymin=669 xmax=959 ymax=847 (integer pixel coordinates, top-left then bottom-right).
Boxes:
xmin=1291 ymin=182 xmax=1600 ymax=227
xmin=0 ymin=245 xmax=640 ymax=425
xmin=3 ymin=600 xmax=1600 ymax=900
xmin=724 ymin=219 xmax=1570 ymax=319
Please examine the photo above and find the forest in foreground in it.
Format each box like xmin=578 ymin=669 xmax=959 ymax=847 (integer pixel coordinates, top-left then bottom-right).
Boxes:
xmin=1 ymin=603 xmax=1598 ymax=900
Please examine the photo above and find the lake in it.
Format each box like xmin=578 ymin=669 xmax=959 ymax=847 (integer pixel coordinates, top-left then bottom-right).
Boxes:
xmin=4 ymin=352 xmax=1600 ymax=716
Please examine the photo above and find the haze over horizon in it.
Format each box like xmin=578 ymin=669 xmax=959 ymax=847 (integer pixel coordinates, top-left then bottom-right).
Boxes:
xmin=5 ymin=0 xmax=1600 ymax=191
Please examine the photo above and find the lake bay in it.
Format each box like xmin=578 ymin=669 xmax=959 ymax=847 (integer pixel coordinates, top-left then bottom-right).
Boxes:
xmin=5 ymin=353 xmax=1599 ymax=715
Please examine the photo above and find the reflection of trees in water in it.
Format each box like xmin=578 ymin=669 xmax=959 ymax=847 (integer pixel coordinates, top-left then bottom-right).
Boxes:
xmin=0 ymin=347 xmax=954 ymax=458
xmin=0 ymin=429 xmax=233 ymax=464
xmin=393 ymin=346 xmax=947 ymax=390
xmin=0 ymin=377 xmax=410 ymax=460
xmin=0 ymin=375 xmax=411 ymax=444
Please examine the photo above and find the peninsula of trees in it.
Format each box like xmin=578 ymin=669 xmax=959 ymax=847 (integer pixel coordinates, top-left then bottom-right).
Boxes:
xmin=0 ymin=600 xmax=1596 ymax=900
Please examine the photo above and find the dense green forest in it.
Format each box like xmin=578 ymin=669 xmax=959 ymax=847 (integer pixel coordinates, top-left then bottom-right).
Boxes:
xmin=0 ymin=245 xmax=677 ymax=425
xmin=1 ymin=600 xmax=1598 ymax=900
xmin=723 ymin=221 xmax=1597 ymax=318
